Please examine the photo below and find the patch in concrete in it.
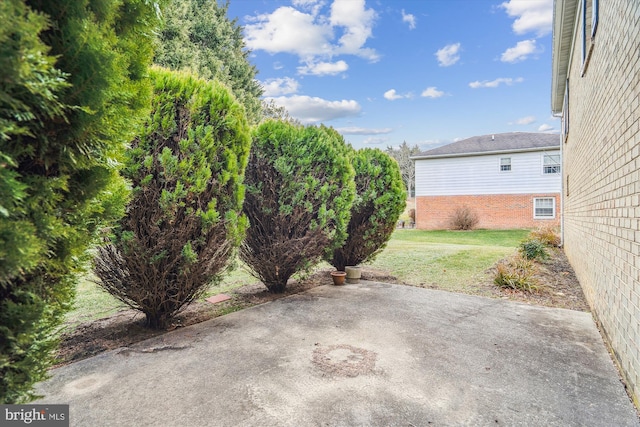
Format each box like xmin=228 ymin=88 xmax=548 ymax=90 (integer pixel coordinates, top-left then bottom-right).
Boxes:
xmin=312 ymin=344 xmax=377 ymax=377
xmin=62 ymin=373 xmax=113 ymax=396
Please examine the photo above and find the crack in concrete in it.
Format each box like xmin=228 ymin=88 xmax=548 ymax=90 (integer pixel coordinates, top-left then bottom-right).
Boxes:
xmin=117 ymin=345 xmax=190 ymax=356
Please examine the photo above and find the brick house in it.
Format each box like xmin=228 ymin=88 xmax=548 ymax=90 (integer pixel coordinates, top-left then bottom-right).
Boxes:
xmin=412 ymin=132 xmax=561 ymax=230
xmin=552 ymin=0 xmax=639 ymax=405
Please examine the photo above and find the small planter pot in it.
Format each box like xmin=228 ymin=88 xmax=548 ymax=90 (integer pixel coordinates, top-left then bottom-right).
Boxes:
xmin=330 ymin=271 xmax=347 ymax=286
xmin=345 ymin=266 xmax=362 ymax=284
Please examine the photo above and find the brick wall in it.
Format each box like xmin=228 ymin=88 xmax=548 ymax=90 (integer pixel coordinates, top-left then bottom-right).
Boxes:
xmin=562 ymin=0 xmax=640 ymax=405
xmin=415 ymin=193 xmax=560 ymax=230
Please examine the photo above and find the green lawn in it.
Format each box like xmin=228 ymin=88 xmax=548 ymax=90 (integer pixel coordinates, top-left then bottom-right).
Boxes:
xmin=367 ymin=228 xmax=530 ymax=293
xmin=66 ymin=228 xmax=530 ymax=327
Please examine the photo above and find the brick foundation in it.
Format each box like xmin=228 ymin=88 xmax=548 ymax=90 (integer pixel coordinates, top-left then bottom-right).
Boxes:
xmin=415 ymin=194 xmax=560 ymax=230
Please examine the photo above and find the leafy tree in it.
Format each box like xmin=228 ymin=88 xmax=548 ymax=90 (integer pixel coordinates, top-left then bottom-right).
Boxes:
xmin=154 ymin=0 xmax=263 ymax=124
xmin=94 ymin=67 xmax=251 ymax=329
xmin=260 ymin=99 xmax=300 ymax=125
xmin=327 ymin=148 xmax=406 ymax=271
xmin=240 ymin=121 xmax=355 ymax=293
xmin=386 ymin=141 xmax=420 ymax=197
xmin=0 ymin=0 xmax=159 ymax=403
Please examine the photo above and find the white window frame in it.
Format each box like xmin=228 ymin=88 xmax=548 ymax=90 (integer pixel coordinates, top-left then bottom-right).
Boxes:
xmin=534 ymin=197 xmax=556 ymax=219
xmin=543 ymin=154 xmax=561 ymax=174
xmin=500 ymin=157 xmax=511 ymax=172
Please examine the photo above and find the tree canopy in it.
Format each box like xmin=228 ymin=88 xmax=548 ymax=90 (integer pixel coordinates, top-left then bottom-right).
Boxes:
xmin=386 ymin=141 xmax=420 ymax=197
xmin=154 ymin=0 xmax=263 ymax=124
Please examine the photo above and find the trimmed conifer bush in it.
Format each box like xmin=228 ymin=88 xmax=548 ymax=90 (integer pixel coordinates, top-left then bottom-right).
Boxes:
xmin=240 ymin=121 xmax=355 ymax=293
xmin=327 ymin=148 xmax=406 ymax=271
xmin=0 ymin=0 xmax=158 ymax=403
xmin=94 ymin=67 xmax=251 ymax=329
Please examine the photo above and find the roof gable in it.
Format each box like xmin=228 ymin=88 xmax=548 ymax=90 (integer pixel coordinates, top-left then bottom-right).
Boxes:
xmin=413 ymin=132 xmax=560 ymax=159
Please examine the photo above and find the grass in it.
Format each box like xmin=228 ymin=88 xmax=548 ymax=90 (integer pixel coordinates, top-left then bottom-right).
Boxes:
xmin=65 ymin=228 xmax=530 ymax=327
xmin=65 ymin=265 xmax=257 ymax=328
xmin=367 ymin=229 xmax=530 ymax=293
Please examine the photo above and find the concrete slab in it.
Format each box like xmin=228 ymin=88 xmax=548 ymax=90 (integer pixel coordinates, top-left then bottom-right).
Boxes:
xmin=36 ymin=282 xmax=639 ymax=426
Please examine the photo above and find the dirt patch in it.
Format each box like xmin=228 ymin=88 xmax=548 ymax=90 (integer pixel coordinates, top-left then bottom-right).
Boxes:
xmin=482 ymin=247 xmax=590 ymax=312
xmin=55 ymin=269 xmax=338 ymax=366
xmin=55 ymin=248 xmax=589 ymax=366
xmin=312 ymin=344 xmax=377 ymax=378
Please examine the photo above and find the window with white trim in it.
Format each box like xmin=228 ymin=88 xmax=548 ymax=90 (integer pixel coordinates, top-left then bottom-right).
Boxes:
xmin=500 ymin=157 xmax=511 ymax=172
xmin=534 ymin=198 xmax=555 ymax=219
xmin=543 ymin=154 xmax=561 ymax=174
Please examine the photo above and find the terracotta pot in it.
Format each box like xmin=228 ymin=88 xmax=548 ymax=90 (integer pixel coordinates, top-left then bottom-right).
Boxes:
xmin=330 ymin=271 xmax=347 ymax=286
xmin=345 ymin=266 xmax=361 ymax=284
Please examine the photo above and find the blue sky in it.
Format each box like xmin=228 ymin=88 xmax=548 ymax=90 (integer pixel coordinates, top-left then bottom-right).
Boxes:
xmin=226 ymin=0 xmax=558 ymax=150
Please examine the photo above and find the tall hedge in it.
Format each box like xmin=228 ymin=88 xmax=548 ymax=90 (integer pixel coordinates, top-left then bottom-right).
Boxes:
xmin=327 ymin=148 xmax=406 ymax=270
xmin=0 ymin=0 xmax=158 ymax=403
xmin=240 ymin=121 xmax=355 ymax=293
xmin=154 ymin=0 xmax=263 ymax=124
xmin=94 ymin=67 xmax=251 ymax=329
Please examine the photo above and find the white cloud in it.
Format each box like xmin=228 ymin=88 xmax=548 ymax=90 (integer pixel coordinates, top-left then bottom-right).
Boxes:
xmin=244 ymin=7 xmax=332 ymax=57
xmin=363 ymin=136 xmax=389 ymax=145
xmin=335 ymin=127 xmax=393 ymax=135
xmin=330 ymin=0 xmax=379 ymax=60
xmin=435 ymin=43 xmax=461 ymax=67
xmin=298 ymin=60 xmax=349 ymax=76
xmin=516 ymin=115 xmax=536 ymax=125
xmin=538 ymin=124 xmax=555 ymax=132
xmin=261 ymin=77 xmax=300 ymax=96
xmin=384 ymin=89 xmax=403 ymax=100
xmin=265 ymin=95 xmax=361 ymax=124
xmin=469 ymin=77 xmax=524 ymax=88
xmin=501 ymin=0 xmax=553 ymax=37
xmin=244 ymin=0 xmax=378 ymax=62
xmin=421 ymin=87 xmax=444 ymax=98
xmin=501 ymin=39 xmax=541 ymax=63
xmin=402 ymin=9 xmax=416 ymax=29
xmin=383 ymin=89 xmax=413 ymax=101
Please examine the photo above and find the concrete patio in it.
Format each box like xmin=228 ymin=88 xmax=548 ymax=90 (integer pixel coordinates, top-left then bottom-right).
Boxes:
xmin=36 ymin=282 xmax=640 ymax=426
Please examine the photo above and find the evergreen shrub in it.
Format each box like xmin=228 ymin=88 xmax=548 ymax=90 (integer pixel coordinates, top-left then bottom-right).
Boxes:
xmin=0 ymin=0 xmax=158 ymax=403
xmin=327 ymin=148 xmax=406 ymax=271
xmin=94 ymin=68 xmax=250 ymax=329
xmin=240 ymin=121 xmax=355 ymax=293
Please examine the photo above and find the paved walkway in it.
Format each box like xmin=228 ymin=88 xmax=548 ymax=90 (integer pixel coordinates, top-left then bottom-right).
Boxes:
xmin=36 ymin=282 xmax=640 ymax=426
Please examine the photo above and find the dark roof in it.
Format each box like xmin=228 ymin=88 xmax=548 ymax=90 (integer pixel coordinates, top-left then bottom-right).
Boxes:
xmin=412 ymin=132 xmax=561 ymax=159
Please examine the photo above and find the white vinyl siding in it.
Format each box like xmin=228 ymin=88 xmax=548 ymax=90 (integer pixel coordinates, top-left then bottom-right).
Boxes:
xmin=415 ymin=150 xmax=561 ymax=196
